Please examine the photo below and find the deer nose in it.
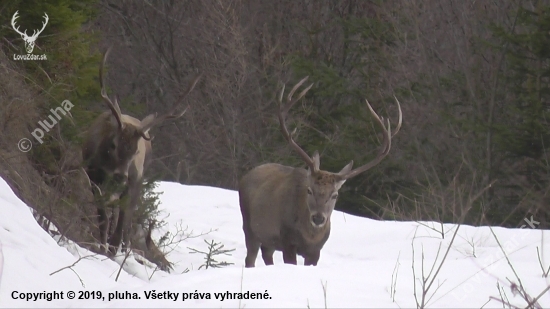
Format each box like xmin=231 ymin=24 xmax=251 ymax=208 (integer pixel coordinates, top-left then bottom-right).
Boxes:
xmin=311 ymin=213 xmax=326 ymax=226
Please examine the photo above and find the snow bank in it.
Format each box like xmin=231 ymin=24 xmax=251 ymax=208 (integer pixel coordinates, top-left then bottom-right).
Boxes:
xmin=0 ymin=177 xmax=548 ymax=308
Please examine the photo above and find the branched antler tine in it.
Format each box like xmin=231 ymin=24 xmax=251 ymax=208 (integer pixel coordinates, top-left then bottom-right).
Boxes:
xmin=114 ymin=94 xmax=123 ymax=116
xmin=278 ymin=77 xmax=315 ymax=170
xmin=182 ymin=72 xmax=202 ymax=100
xmin=139 ymin=73 xmax=201 ymax=133
xmin=341 ymin=100 xmax=396 ymax=180
xmin=365 ymin=99 xmax=386 ymax=131
xmin=278 ymin=112 xmax=315 ymax=170
xmin=384 ymin=118 xmax=392 ymax=154
xmin=162 ymin=73 xmax=201 ymax=119
xmin=393 ymin=95 xmax=403 ymax=137
xmin=99 ymin=47 xmax=123 ymax=130
xmin=278 ymin=84 xmax=286 ymax=104
xmin=295 ymin=83 xmax=314 ymax=102
xmin=279 ymin=76 xmax=313 ymax=117
xmin=282 ymin=82 xmax=314 ymax=115
xmin=172 ymin=104 xmax=190 ymax=119
xmin=157 ymin=106 xmax=185 ymax=123
xmin=287 ymin=76 xmax=309 ymax=102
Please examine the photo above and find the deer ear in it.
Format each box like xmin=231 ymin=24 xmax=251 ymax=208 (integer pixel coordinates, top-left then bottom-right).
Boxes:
xmin=335 ymin=179 xmax=346 ymax=190
xmin=335 ymin=161 xmax=353 ymax=189
xmin=139 ymin=113 xmax=157 ymax=133
xmin=339 ymin=160 xmax=353 ymax=174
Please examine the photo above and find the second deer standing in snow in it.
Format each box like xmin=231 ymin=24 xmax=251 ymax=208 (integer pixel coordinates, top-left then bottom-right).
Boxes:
xmin=239 ymin=77 xmax=402 ymax=267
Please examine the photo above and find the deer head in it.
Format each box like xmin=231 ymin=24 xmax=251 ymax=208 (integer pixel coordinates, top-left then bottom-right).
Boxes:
xmin=95 ymin=46 xmax=201 ymax=183
xmin=278 ymin=76 xmax=402 ymax=227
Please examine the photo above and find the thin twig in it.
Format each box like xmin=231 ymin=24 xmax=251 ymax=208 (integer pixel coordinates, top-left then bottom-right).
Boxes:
xmin=488 ymin=227 xmax=526 ymax=297
xmin=536 ymin=247 xmax=550 ymax=278
xmin=115 ymin=249 xmax=132 ymax=282
xmin=424 ymin=224 xmax=462 ymax=296
xmin=49 ymin=254 xmax=96 ymax=288
xmin=525 ymin=285 xmax=550 ymax=308
xmin=321 ymin=280 xmax=328 ymax=309
xmin=49 ymin=254 xmax=96 ymax=276
xmin=391 ymin=251 xmax=401 ymax=302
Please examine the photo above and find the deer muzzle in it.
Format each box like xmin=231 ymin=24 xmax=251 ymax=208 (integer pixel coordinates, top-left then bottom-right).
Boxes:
xmin=310 ymin=212 xmax=326 ymax=227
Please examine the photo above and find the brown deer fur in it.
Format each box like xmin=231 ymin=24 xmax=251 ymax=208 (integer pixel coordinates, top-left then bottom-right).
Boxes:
xmin=82 ymin=112 xmax=152 ymax=257
xmin=239 ymin=158 xmax=352 ymax=266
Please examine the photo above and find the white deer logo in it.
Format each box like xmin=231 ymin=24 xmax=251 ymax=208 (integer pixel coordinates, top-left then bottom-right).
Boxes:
xmin=11 ymin=11 xmax=49 ymax=54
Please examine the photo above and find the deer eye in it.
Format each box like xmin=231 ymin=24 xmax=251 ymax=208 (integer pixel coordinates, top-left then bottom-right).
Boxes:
xmin=307 ymin=187 xmax=313 ymax=195
xmin=331 ymin=193 xmax=338 ymax=200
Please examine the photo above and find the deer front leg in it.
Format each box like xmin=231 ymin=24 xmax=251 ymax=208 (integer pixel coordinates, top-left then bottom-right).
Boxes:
xmin=304 ymin=250 xmax=320 ymax=266
xmin=282 ymin=244 xmax=297 ymax=265
xmin=107 ymin=208 xmax=124 ymax=257
xmin=96 ymin=207 xmax=109 ymax=253
xmin=261 ymin=245 xmax=275 ymax=266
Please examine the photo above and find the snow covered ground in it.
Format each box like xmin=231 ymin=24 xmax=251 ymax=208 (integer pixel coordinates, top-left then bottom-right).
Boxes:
xmin=0 ymin=176 xmax=548 ymax=308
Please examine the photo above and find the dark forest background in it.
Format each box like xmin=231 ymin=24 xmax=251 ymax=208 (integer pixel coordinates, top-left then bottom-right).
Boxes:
xmin=1 ymin=0 xmax=549 ymax=259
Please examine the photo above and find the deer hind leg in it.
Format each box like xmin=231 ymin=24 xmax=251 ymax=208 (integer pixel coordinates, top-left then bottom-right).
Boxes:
xmin=261 ymin=245 xmax=275 ymax=266
xmin=242 ymin=220 xmax=260 ymax=268
xmin=244 ymin=236 xmax=260 ymax=268
xmin=242 ymin=219 xmax=260 ymax=267
xmin=239 ymin=193 xmax=260 ymax=267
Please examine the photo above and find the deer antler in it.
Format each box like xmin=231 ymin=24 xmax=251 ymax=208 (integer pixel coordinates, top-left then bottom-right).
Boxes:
xmin=278 ymin=76 xmax=316 ymax=171
xmin=99 ymin=47 xmax=124 ymax=130
xmin=138 ymin=73 xmax=203 ymax=140
xmin=339 ymin=96 xmax=402 ymax=180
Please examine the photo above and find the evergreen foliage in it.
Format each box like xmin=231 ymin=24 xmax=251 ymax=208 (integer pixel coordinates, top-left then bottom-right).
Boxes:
xmin=487 ymin=4 xmax=550 ymax=225
xmin=2 ymin=0 xmax=101 ymax=169
xmin=283 ymin=9 xmax=405 ymax=217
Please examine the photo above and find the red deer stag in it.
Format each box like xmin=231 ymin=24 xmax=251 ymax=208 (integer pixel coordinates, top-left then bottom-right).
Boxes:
xmin=239 ymin=76 xmax=402 ymax=267
xmin=82 ymin=47 xmax=201 ymax=262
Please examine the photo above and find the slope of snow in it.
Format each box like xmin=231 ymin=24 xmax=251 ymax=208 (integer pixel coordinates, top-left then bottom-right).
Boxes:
xmin=0 ymin=176 xmax=549 ymax=308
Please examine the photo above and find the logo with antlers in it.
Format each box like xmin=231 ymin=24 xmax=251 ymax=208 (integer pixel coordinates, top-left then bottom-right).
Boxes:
xmin=11 ymin=11 xmax=49 ymax=54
